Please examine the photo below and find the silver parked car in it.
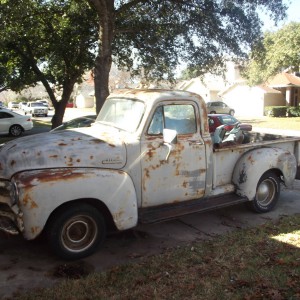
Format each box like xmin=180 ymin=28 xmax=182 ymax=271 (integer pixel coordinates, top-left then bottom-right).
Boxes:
xmin=206 ymin=101 xmax=235 ymax=116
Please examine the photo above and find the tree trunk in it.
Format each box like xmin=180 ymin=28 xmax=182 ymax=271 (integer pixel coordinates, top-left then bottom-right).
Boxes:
xmin=94 ymin=54 xmax=112 ymax=114
xmin=91 ymin=1 xmax=115 ymax=114
xmin=51 ymin=80 xmax=76 ymax=129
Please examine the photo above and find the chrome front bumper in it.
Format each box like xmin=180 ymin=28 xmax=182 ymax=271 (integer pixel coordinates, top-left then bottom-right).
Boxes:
xmin=0 ymin=180 xmax=23 ymax=235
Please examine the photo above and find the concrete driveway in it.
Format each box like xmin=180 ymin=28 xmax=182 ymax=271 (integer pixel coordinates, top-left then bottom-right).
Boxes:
xmin=0 ymin=181 xmax=299 ymax=299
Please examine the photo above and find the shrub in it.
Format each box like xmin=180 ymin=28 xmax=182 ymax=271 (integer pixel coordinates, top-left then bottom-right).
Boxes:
xmin=265 ymin=106 xmax=288 ymax=117
xmin=287 ymin=106 xmax=300 ymax=117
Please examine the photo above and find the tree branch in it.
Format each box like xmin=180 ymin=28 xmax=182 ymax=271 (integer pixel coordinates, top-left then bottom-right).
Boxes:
xmin=115 ymin=0 xmax=149 ymax=15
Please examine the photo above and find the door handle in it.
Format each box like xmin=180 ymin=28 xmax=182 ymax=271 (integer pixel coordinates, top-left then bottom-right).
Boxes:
xmin=188 ymin=140 xmax=204 ymax=146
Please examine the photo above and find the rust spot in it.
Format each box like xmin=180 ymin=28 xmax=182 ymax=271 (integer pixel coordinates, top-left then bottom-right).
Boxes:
xmin=37 ymin=151 xmax=41 ymax=156
xmin=10 ymin=160 xmax=16 ymax=167
xmin=90 ymin=156 xmax=94 ymax=160
xmin=76 ymin=159 xmax=80 ymax=163
xmin=22 ymin=194 xmax=38 ymax=209
xmin=247 ymin=155 xmax=255 ymax=165
xmin=89 ymin=139 xmax=104 ymax=144
xmin=16 ymin=169 xmax=88 ymax=187
xmin=108 ymin=143 xmax=116 ymax=148
xmin=22 ymin=194 xmax=30 ymax=207
xmin=58 ymin=143 xmax=68 ymax=146
xmin=30 ymin=200 xmax=38 ymax=209
xmin=144 ymin=169 xmax=150 ymax=179
xmin=239 ymin=167 xmax=247 ymax=184
xmin=0 ymin=162 xmax=2 ymax=170
xmin=49 ymin=155 xmax=58 ymax=158
xmin=31 ymin=226 xmax=40 ymax=234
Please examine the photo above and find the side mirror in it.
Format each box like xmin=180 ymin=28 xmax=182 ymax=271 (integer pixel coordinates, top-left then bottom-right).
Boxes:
xmin=163 ymin=128 xmax=177 ymax=144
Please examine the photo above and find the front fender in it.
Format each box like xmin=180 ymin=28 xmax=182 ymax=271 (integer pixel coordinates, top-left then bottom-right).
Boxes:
xmin=232 ymin=147 xmax=296 ymax=200
xmin=13 ymin=168 xmax=138 ymax=239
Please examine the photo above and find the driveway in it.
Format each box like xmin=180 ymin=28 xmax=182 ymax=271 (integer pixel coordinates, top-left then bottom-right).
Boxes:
xmin=0 ymin=181 xmax=299 ymax=299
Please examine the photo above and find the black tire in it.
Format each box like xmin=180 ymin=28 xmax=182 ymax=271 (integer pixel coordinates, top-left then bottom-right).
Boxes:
xmin=248 ymin=171 xmax=280 ymax=213
xmin=9 ymin=124 xmax=23 ymax=137
xmin=210 ymin=111 xmax=216 ymax=114
xmin=229 ymin=110 xmax=235 ymax=116
xmin=47 ymin=204 xmax=106 ymax=260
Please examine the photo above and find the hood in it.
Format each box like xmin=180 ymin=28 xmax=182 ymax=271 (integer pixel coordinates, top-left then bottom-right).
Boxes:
xmin=0 ymin=126 xmax=126 ymax=179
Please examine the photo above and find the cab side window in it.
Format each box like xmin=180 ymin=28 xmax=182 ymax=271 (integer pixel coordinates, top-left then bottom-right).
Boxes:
xmin=148 ymin=104 xmax=196 ymax=135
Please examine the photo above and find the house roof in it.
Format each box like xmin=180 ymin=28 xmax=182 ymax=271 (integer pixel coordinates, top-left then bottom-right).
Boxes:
xmin=258 ymin=84 xmax=282 ymax=94
xmin=268 ymin=72 xmax=300 ymax=87
xmin=219 ymin=81 xmax=281 ymax=97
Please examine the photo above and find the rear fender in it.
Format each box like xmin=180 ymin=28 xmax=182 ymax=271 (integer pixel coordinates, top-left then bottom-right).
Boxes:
xmin=13 ymin=168 xmax=138 ymax=239
xmin=232 ymin=147 xmax=296 ymax=200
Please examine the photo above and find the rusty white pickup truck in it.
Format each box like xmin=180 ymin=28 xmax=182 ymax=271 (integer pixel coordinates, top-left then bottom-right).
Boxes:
xmin=0 ymin=89 xmax=299 ymax=259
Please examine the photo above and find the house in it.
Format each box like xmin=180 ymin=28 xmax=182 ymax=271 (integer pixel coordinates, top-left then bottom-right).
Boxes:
xmin=176 ymin=61 xmax=244 ymax=102
xmin=219 ymin=81 xmax=284 ymax=117
xmin=268 ymin=72 xmax=300 ymax=107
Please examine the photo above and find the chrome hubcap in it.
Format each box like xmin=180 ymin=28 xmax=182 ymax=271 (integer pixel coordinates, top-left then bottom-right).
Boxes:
xmin=256 ymin=179 xmax=275 ymax=206
xmin=61 ymin=216 xmax=98 ymax=253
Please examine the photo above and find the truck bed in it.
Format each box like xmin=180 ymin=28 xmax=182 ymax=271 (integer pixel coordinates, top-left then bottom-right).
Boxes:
xmin=212 ymin=131 xmax=300 ymax=188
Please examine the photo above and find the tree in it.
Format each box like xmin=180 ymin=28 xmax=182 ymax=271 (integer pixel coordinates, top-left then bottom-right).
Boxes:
xmin=0 ymin=0 xmax=98 ymax=128
xmin=243 ymin=22 xmax=300 ymax=86
xmin=87 ymin=0 xmax=287 ymax=113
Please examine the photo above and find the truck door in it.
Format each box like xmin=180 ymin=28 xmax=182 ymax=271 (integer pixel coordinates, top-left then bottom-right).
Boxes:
xmin=140 ymin=102 xmax=206 ymax=207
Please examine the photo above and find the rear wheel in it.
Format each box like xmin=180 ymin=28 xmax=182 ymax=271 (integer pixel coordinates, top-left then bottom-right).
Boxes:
xmin=248 ymin=171 xmax=280 ymax=213
xmin=9 ymin=124 xmax=23 ymax=137
xmin=47 ymin=203 xmax=106 ymax=260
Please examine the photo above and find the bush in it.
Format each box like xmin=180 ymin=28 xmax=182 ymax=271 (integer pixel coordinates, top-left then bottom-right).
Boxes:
xmin=264 ymin=106 xmax=288 ymax=117
xmin=287 ymin=106 xmax=300 ymax=117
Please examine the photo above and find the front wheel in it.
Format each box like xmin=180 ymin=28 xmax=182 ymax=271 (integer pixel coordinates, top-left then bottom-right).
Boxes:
xmin=248 ymin=171 xmax=280 ymax=213
xmin=47 ymin=204 xmax=106 ymax=260
xmin=9 ymin=124 xmax=23 ymax=137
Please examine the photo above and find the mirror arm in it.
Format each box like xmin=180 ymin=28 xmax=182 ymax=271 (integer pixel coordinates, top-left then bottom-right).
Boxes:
xmin=164 ymin=142 xmax=172 ymax=161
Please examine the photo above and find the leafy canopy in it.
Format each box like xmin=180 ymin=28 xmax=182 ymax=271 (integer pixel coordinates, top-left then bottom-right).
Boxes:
xmin=109 ymin=0 xmax=287 ymax=81
xmin=0 ymin=0 xmax=99 ymax=127
xmin=243 ymin=22 xmax=300 ymax=86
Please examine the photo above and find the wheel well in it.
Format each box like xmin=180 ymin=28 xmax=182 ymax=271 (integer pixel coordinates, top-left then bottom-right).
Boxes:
xmin=10 ymin=124 xmax=24 ymax=131
xmin=261 ymin=168 xmax=283 ymax=182
xmin=44 ymin=198 xmax=117 ymax=233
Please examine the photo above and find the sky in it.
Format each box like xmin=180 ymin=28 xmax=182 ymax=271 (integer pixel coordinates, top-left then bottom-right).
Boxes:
xmin=262 ymin=0 xmax=300 ymax=31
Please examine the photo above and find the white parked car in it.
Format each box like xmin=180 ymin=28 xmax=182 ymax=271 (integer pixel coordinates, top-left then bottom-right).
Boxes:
xmin=0 ymin=108 xmax=33 ymax=136
xmin=36 ymin=99 xmax=52 ymax=110
xmin=24 ymin=102 xmax=48 ymax=117
xmin=8 ymin=101 xmax=19 ymax=109
xmin=19 ymin=102 xmax=28 ymax=110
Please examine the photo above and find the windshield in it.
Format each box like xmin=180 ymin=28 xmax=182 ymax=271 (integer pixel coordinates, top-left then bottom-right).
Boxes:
xmin=96 ymin=97 xmax=145 ymax=132
xmin=32 ymin=102 xmax=44 ymax=107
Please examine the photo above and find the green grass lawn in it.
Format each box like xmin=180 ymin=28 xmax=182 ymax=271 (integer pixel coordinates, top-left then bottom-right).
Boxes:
xmin=240 ymin=116 xmax=300 ymax=131
xmin=14 ymin=214 xmax=300 ymax=300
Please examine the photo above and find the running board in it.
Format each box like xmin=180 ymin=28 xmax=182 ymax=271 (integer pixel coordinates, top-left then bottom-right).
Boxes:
xmin=139 ymin=193 xmax=248 ymax=224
